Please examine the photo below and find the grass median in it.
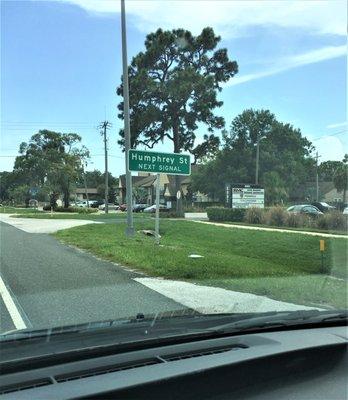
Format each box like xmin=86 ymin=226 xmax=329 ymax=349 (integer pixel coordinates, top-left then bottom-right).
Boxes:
xmin=0 ymin=206 xmax=43 ymax=214
xmin=54 ymin=219 xmax=347 ymax=308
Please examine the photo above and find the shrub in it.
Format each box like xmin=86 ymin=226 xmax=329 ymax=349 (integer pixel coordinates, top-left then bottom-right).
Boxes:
xmin=207 ymin=207 xmax=246 ymax=222
xmin=244 ymin=207 xmax=264 ymax=224
xmin=159 ymin=211 xmax=185 ymax=218
xmin=317 ymin=211 xmax=347 ymax=231
xmin=285 ymin=213 xmax=305 ymax=228
xmin=264 ymin=206 xmax=287 ymax=226
xmin=316 ymin=215 xmax=329 ymax=230
xmin=76 ymin=207 xmax=98 ymax=214
xmin=43 ymin=206 xmax=97 ymax=214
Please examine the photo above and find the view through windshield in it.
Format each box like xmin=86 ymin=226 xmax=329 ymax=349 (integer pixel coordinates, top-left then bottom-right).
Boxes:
xmin=0 ymin=0 xmax=347 ymax=338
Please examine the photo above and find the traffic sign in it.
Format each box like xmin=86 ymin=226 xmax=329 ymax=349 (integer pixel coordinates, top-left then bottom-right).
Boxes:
xmin=128 ymin=150 xmax=191 ymax=175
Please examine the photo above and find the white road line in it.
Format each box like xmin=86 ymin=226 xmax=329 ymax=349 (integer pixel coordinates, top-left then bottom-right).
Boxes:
xmin=0 ymin=275 xmax=27 ymax=330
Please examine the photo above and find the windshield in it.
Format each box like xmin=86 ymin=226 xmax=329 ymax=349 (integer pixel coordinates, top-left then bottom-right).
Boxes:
xmin=0 ymin=0 xmax=347 ymax=347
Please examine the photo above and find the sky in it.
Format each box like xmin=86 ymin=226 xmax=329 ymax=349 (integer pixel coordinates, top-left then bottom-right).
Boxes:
xmin=1 ymin=0 xmax=347 ymax=176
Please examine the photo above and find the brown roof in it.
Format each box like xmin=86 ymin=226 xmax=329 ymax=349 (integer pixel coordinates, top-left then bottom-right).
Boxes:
xmin=75 ymin=188 xmax=98 ymax=194
xmin=133 ymin=175 xmax=156 ymax=188
xmin=119 ymin=175 xmax=146 ymax=188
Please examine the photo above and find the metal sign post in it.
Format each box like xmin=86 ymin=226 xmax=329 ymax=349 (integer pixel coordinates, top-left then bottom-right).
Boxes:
xmin=155 ymin=174 xmax=160 ymax=245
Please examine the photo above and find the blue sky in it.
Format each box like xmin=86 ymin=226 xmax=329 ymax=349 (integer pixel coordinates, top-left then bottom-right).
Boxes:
xmin=1 ymin=0 xmax=347 ymax=176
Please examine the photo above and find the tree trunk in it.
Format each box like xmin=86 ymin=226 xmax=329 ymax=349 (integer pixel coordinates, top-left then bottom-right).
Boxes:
xmin=63 ymin=188 xmax=69 ymax=208
xmin=343 ymin=188 xmax=346 ymax=206
xmin=172 ymin=120 xmax=182 ymax=214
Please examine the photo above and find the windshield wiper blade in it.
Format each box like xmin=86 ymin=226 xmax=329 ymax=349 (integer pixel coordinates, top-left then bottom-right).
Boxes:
xmin=206 ymin=310 xmax=348 ymax=334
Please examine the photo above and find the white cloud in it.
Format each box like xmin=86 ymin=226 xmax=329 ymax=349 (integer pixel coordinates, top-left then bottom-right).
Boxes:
xmin=59 ymin=0 xmax=347 ymax=37
xmin=226 ymin=45 xmax=347 ymax=86
xmin=326 ymin=121 xmax=348 ymax=129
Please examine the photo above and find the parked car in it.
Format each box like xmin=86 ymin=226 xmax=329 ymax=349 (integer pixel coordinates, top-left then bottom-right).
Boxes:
xmin=133 ymin=204 xmax=148 ymax=212
xmin=287 ymin=204 xmax=323 ymax=216
xmin=144 ymin=204 xmax=170 ymax=213
xmin=311 ymin=202 xmax=336 ymax=213
xmin=75 ymin=201 xmax=88 ymax=208
xmin=98 ymin=203 xmax=119 ymax=211
xmin=343 ymin=207 xmax=348 ymax=215
xmin=90 ymin=200 xmax=104 ymax=208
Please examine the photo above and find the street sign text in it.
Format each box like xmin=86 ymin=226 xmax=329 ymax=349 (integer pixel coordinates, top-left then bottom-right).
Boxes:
xmin=128 ymin=150 xmax=191 ymax=175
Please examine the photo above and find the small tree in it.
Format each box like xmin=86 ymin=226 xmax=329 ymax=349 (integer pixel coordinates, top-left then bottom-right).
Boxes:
xmin=14 ymin=130 xmax=89 ymax=208
xmin=262 ymin=171 xmax=288 ymax=205
xmin=333 ymin=155 xmax=348 ymax=205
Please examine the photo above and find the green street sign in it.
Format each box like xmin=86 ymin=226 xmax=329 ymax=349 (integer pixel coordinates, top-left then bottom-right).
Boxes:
xmin=128 ymin=149 xmax=191 ymax=175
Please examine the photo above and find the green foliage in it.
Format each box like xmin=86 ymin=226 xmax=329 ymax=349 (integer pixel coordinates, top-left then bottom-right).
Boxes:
xmin=191 ymin=134 xmax=220 ymax=164
xmin=132 ymin=187 xmax=148 ymax=203
xmin=77 ymin=170 xmax=118 ymax=203
xmin=117 ymin=27 xmax=238 ymax=154
xmin=244 ymin=207 xmax=264 ymax=224
xmin=14 ymin=130 xmax=89 ymax=208
xmin=263 ymin=171 xmax=288 ymax=205
xmin=318 ymin=160 xmax=342 ymax=181
xmin=43 ymin=206 xmax=97 ymax=214
xmin=159 ymin=211 xmax=185 ymax=218
xmin=285 ymin=212 xmax=305 ymax=228
xmin=207 ymin=207 xmax=246 ymax=222
xmin=264 ymin=206 xmax=287 ymax=226
xmin=317 ymin=212 xmax=347 ymax=231
xmin=333 ymin=157 xmax=347 ymax=204
xmin=192 ymin=109 xmax=315 ymax=202
xmin=7 ymin=184 xmax=30 ymax=205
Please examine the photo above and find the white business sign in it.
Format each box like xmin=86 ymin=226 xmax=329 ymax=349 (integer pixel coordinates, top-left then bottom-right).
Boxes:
xmin=232 ymin=187 xmax=264 ymax=209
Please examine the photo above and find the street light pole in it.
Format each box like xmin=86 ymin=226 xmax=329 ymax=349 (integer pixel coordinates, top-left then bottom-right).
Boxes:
xmin=255 ymin=135 xmax=260 ymax=185
xmin=120 ymin=0 xmax=134 ymax=236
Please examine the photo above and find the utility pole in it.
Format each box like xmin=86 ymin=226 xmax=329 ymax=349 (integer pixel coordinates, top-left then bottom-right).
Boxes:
xmin=121 ymin=0 xmax=134 ymax=236
xmin=100 ymin=121 xmax=112 ymax=213
xmin=255 ymin=135 xmax=260 ymax=185
xmin=316 ymin=151 xmax=320 ymax=201
xmin=83 ymin=161 xmax=89 ymax=207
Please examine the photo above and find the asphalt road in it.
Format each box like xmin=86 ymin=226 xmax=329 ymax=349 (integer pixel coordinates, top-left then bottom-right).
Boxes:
xmin=0 ymin=221 xmax=184 ymax=333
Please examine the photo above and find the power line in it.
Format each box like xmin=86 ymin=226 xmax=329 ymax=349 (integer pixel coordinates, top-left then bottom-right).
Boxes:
xmin=312 ymin=129 xmax=347 ymax=141
xmin=0 ymin=154 xmax=123 ymax=158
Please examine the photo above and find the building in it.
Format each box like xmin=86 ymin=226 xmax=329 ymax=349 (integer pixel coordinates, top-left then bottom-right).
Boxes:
xmin=118 ymin=168 xmax=215 ymax=207
xmin=75 ymin=188 xmax=99 ymax=201
xmin=323 ymin=188 xmax=345 ymax=203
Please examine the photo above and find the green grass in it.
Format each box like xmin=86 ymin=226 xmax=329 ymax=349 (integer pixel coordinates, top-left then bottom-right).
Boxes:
xmin=54 ymin=220 xmax=347 ymax=308
xmin=200 ymin=276 xmax=347 ymax=309
xmin=0 ymin=206 xmax=43 ymax=214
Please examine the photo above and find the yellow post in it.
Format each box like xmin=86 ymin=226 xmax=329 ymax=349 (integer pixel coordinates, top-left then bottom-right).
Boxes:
xmin=319 ymin=239 xmax=325 ymax=272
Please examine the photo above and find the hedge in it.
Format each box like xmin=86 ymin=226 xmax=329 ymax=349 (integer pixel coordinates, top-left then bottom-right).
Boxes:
xmin=43 ymin=206 xmax=97 ymax=214
xmin=206 ymin=207 xmax=246 ymax=222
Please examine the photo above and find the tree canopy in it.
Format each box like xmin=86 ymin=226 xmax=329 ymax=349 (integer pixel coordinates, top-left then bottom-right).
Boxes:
xmin=14 ymin=130 xmax=89 ymax=207
xmin=77 ymin=170 xmax=119 ymax=203
xmin=117 ymin=27 xmax=238 ymax=154
xmin=333 ymin=155 xmax=348 ymax=204
xmin=191 ymin=109 xmax=316 ymax=204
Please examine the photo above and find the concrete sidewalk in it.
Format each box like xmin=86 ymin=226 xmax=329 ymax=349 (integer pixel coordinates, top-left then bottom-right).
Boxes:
xmin=0 ymin=214 xmax=100 ymax=233
xmin=134 ymin=278 xmax=322 ymax=313
xmin=194 ymin=220 xmax=347 ymax=239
